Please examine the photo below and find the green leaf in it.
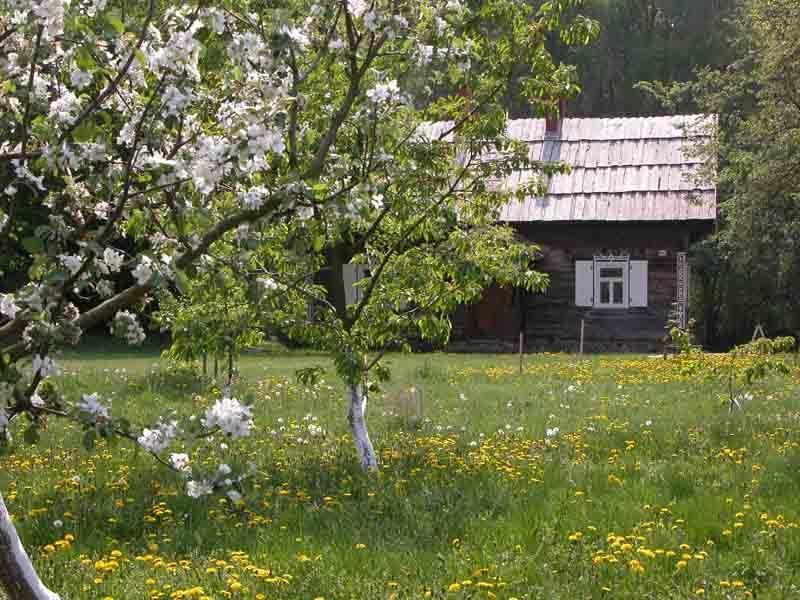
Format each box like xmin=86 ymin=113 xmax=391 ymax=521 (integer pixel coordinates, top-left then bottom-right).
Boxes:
xmin=23 ymin=426 xmax=40 ymax=445
xmin=174 ymin=269 xmax=191 ymax=296
xmin=82 ymin=430 xmax=97 ymax=450
xmin=105 ymin=13 xmax=125 ymax=34
xmin=135 ymin=49 xmax=148 ymax=68
xmin=75 ymin=47 xmax=96 ymax=70
xmin=72 ymin=121 xmax=97 ymax=143
xmin=22 ymin=236 xmax=44 ymax=254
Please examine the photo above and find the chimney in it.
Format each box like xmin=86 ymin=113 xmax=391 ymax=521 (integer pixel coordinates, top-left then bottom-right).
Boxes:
xmin=545 ymin=99 xmax=566 ymax=137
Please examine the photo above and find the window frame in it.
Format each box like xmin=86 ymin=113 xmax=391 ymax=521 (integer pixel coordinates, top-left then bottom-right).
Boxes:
xmin=593 ymin=256 xmax=630 ymax=309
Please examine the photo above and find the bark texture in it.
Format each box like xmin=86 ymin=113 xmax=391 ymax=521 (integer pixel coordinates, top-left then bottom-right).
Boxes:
xmin=347 ymin=384 xmax=378 ymax=471
xmin=0 ymin=493 xmax=61 ymax=600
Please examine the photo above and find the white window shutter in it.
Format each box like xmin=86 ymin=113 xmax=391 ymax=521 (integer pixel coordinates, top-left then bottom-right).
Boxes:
xmin=629 ymin=260 xmax=648 ymax=307
xmin=575 ymin=260 xmax=594 ymax=307
xmin=343 ymin=264 xmax=358 ymax=305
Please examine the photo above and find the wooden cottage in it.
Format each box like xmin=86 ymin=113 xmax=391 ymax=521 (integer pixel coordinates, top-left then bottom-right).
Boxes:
xmin=451 ymin=114 xmax=717 ymax=353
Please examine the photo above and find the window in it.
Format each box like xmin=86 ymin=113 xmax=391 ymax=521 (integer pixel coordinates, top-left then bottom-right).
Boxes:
xmin=575 ymin=257 xmax=648 ymax=309
xmin=596 ymin=260 xmax=628 ymax=308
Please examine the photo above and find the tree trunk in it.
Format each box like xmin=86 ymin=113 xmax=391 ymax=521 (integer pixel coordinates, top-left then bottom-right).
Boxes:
xmin=227 ymin=345 xmax=234 ymax=387
xmin=347 ymin=384 xmax=378 ymax=471
xmin=0 ymin=493 xmax=61 ymax=600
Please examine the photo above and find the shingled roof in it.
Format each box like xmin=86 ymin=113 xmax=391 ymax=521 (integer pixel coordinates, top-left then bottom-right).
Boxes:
xmin=422 ymin=114 xmax=717 ymax=222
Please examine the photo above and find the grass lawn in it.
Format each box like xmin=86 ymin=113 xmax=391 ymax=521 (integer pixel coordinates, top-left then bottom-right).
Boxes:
xmin=2 ymin=342 xmax=800 ymax=599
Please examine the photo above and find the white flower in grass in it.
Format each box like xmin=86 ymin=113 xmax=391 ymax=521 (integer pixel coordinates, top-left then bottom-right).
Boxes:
xmin=545 ymin=427 xmax=560 ymax=439
xmin=53 ymin=519 xmax=63 ymax=528
xmin=217 ymin=463 xmax=232 ymax=476
xmin=226 ymin=490 xmax=243 ymax=503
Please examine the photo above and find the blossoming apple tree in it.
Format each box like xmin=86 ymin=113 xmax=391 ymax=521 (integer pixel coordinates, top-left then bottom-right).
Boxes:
xmin=0 ymin=0 xmax=596 ymax=597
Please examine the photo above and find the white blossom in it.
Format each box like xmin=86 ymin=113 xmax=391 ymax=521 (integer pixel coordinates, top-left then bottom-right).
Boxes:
xmin=347 ymin=0 xmax=369 ymax=17
xmin=70 ymin=69 xmax=92 ymax=90
xmin=132 ymin=256 xmax=154 ymax=285
xmin=94 ymin=201 xmax=111 ymax=220
xmin=170 ymin=452 xmax=191 ymax=472
xmin=188 ymin=135 xmax=231 ymax=195
xmin=0 ymin=294 xmax=19 ymax=319
xmin=363 ymin=11 xmax=380 ymax=31
xmin=257 ymin=276 xmax=279 ymax=291
xmin=60 ymin=254 xmax=83 ymax=275
xmin=204 ymin=397 xmax=253 ymax=439
xmin=545 ymin=427 xmax=560 ymax=439
xmin=446 ymin=0 xmax=464 ymax=12
xmin=103 ymin=247 xmax=124 ymax=272
xmin=32 ymin=354 xmax=58 ymax=377
xmin=203 ymin=8 xmax=226 ymax=34
xmin=85 ymin=0 xmax=107 ymax=17
xmin=150 ymin=24 xmax=203 ymax=81
xmin=116 ymin=118 xmax=138 ymax=147
xmin=48 ymin=90 xmax=81 ymax=125
xmin=226 ymin=490 xmax=243 ymax=503
xmin=240 ymin=186 xmax=269 ymax=210
xmin=77 ymin=392 xmax=110 ymax=421
xmin=366 ymin=80 xmax=401 ymax=104
xmin=137 ymin=420 xmax=179 ymax=453
xmin=162 ymin=85 xmax=195 ymax=117
xmin=246 ymin=124 xmax=285 ymax=157
xmin=279 ymin=25 xmax=310 ymax=48
xmin=110 ymin=310 xmax=146 ymax=345
xmin=31 ymin=0 xmax=70 ymax=39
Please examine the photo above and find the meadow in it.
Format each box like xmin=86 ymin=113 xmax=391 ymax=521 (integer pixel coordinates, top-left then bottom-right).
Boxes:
xmin=2 ymin=342 xmax=800 ymax=599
